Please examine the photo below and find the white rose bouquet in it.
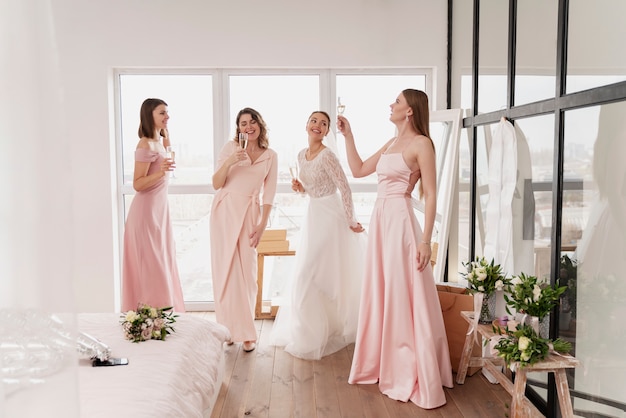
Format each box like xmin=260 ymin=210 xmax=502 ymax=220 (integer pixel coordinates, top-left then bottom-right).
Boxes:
xmin=492 ymin=323 xmax=571 ymax=369
xmin=460 ymin=256 xmax=508 ymax=295
xmin=120 ymin=303 xmax=178 ymax=343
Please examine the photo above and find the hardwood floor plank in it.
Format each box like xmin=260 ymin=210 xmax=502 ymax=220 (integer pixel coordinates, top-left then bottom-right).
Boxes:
xmin=313 ymin=354 xmax=342 ymax=418
xmin=330 ymin=347 xmax=365 ymax=418
xmin=269 ymin=330 xmax=295 ymax=417
xmin=244 ymin=320 xmax=275 ymax=417
xmin=293 ymin=357 xmax=316 ymax=418
xmin=356 ymin=384 xmax=392 ymax=418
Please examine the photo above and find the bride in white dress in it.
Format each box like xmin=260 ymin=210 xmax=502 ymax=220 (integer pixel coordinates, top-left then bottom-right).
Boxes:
xmin=270 ymin=111 xmax=367 ymax=360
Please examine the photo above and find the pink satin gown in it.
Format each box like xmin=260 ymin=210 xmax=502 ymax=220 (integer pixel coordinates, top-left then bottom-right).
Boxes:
xmin=348 ymin=152 xmax=453 ymax=409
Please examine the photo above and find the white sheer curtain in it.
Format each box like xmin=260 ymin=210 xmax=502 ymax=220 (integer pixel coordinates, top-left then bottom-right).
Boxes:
xmin=1 ymin=0 xmax=79 ymax=416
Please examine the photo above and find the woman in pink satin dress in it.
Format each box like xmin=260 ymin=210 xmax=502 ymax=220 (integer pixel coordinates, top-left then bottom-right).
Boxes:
xmin=338 ymin=89 xmax=453 ymax=409
xmin=210 ymin=108 xmax=278 ymax=353
xmin=122 ymin=98 xmax=185 ymax=313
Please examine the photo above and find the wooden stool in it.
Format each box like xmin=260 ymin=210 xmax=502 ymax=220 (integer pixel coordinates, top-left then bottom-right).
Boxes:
xmin=255 ymin=249 xmax=295 ymax=319
xmin=456 ymin=311 xmax=580 ymax=417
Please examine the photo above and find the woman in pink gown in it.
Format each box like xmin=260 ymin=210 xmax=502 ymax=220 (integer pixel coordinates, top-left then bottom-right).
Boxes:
xmin=210 ymin=108 xmax=278 ymax=353
xmin=122 ymin=98 xmax=185 ymax=313
xmin=338 ymin=89 xmax=453 ymax=409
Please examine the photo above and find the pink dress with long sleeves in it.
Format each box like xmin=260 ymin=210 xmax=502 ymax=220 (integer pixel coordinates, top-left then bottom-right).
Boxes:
xmin=122 ymin=146 xmax=185 ymax=313
xmin=348 ymin=152 xmax=453 ymax=409
xmin=210 ymin=141 xmax=278 ymax=342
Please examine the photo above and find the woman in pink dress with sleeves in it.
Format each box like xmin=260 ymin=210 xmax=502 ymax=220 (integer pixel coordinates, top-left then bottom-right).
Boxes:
xmin=210 ymin=107 xmax=278 ymax=353
xmin=122 ymin=98 xmax=185 ymax=313
xmin=338 ymin=89 xmax=453 ymax=409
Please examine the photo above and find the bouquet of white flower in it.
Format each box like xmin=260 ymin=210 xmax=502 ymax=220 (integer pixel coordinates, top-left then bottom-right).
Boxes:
xmin=120 ymin=304 xmax=178 ymax=343
xmin=460 ymin=256 xmax=508 ymax=295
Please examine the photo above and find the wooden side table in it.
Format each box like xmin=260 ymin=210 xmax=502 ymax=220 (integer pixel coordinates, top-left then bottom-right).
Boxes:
xmin=456 ymin=311 xmax=580 ymax=418
xmin=255 ymin=249 xmax=295 ymax=319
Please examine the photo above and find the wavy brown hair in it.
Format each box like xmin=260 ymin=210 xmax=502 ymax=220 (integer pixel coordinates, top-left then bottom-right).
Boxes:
xmin=234 ymin=107 xmax=270 ymax=149
xmin=138 ymin=98 xmax=167 ymax=139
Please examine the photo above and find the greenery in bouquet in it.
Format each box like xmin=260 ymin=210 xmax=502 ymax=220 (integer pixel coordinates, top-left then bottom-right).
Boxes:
xmin=120 ymin=304 xmax=178 ymax=343
xmin=493 ymin=323 xmax=572 ymax=369
xmin=558 ymin=254 xmax=578 ymax=317
xmin=460 ymin=256 xmax=508 ymax=295
xmin=504 ymin=272 xmax=566 ymax=320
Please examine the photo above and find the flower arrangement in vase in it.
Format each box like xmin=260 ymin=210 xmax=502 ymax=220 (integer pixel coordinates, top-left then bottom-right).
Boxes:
xmin=504 ymin=272 xmax=566 ymax=337
xmin=460 ymin=256 xmax=508 ymax=323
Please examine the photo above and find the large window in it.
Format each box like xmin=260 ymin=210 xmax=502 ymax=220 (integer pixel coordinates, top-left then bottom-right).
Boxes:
xmin=459 ymin=0 xmax=626 ymax=416
xmin=116 ymin=69 xmax=431 ymax=310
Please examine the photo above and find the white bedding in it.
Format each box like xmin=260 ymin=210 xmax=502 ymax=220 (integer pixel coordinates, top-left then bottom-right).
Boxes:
xmin=78 ymin=313 xmax=229 ymax=418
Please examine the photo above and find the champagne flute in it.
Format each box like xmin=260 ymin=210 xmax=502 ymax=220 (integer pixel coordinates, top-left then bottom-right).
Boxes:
xmin=337 ymin=97 xmax=346 ymax=133
xmin=165 ymin=146 xmax=176 ymax=178
xmin=238 ymin=133 xmax=249 ymax=166
xmin=288 ymin=161 xmax=298 ymax=180
xmin=337 ymin=96 xmax=346 ymax=116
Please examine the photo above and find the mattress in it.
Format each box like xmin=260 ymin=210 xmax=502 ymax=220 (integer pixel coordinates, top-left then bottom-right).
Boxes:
xmin=78 ymin=313 xmax=229 ymax=418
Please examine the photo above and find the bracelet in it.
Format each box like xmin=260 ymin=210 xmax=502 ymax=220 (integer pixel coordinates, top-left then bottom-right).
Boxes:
xmin=421 ymin=240 xmax=431 ymax=245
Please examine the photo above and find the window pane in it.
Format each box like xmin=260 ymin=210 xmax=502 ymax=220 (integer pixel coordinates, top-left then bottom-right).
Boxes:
xmin=336 ymin=74 xmax=426 ymax=183
xmin=477 ymin=0 xmax=509 ymax=113
xmin=563 ymin=102 xmax=626 ymax=416
xmin=567 ymin=0 xmax=626 ymax=93
xmin=515 ymin=0 xmax=557 ymax=105
xmin=228 ymin=75 xmax=319 ymax=183
xmin=119 ymin=74 xmax=214 ymax=185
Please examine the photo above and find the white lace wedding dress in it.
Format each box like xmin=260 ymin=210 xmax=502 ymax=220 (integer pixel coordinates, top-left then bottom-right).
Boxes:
xmin=270 ymin=148 xmax=366 ymax=360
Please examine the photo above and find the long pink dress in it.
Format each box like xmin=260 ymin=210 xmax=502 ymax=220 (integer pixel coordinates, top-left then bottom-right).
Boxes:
xmin=122 ymin=146 xmax=185 ymax=313
xmin=348 ymin=152 xmax=453 ymax=409
xmin=210 ymin=141 xmax=278 ymax=342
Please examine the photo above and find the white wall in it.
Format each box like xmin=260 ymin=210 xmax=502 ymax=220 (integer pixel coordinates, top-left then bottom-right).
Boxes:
xmin=48 ymin=0 xmax=449 ymax=312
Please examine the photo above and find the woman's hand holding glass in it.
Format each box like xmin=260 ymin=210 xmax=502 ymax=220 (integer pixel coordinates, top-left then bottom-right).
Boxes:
xmin=164 ymin=146 xmax=176 ymax=177
xmin=238 ymin=133 xmax=250 ymax=166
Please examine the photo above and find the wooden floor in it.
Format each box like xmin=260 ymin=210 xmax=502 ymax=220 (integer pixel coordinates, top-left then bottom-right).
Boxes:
xmin=192 ymin=312 xmax=514 ymax=418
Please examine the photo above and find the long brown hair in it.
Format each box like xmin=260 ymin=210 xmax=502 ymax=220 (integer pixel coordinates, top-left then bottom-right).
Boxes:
xmin=234 ymin=107 xmax=270 ymax=149
xmin=138 ymin=98 xmax=167 ymax=139
xmin=403 ymin=89 xmax=435 ymax=199
xmin=308 ymin=110 xmax=331 ymax=133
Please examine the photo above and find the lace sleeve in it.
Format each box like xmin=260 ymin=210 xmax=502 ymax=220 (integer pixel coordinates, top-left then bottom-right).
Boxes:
xmin=322 ymin=150 xmax=358 ymax=227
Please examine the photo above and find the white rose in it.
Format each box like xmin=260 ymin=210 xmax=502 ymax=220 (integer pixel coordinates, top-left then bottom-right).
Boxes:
xmin=149 ymin=308 xmax=158 ymax=318
xmin=520 ymin=351 xmax=531 ymax=362
xmin=478 ymin=286 xmax=485 ymax=292
xmin=495 ymin=280 xmax=504 ymax=290
xmin=532 ymin=285 xmax=542 ymax=301
xmin=125 ymin=311 xmax=138 ymax=322
xmin=518 ymin=336 xmax=531 ymax=351
xmin=477 ymin=273 xmax=487 ymax=281
xmin=511 ymin=277 xmax=522 ymax=286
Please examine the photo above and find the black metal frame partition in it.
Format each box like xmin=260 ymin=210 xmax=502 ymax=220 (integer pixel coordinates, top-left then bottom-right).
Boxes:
xmin=460 ymin=0 xmax=626 ymax=416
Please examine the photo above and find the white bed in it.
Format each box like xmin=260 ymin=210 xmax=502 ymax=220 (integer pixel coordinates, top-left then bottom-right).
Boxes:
xmin=78 ymin=313 xmax=229 ymax=418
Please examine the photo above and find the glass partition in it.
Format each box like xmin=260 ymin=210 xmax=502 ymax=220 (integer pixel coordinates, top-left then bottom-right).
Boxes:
xmin=563 ymin=102 xmax=626 ymax=416
xmin=567 ymin=0 xmax=626 ymax=93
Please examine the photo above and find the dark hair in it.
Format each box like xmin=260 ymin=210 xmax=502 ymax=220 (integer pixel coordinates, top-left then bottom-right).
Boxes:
xmin=308 ymin=111 xmax=331 ymax=133
xmin=234 ymin=107 xmax=270 ymax=149
xmin=402 ymin=89 xmax=435 ymax=199
xmin=138 ymin=98 xmax=168 ymax=139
